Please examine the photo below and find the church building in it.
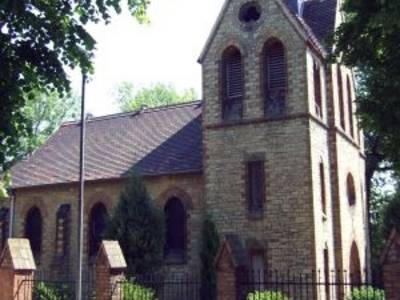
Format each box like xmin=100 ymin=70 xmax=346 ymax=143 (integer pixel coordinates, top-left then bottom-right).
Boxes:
xmin=0 ymin=0 xmax=368 ymax=288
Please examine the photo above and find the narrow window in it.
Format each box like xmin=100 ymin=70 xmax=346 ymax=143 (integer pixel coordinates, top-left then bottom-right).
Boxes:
xmin=0 ymin=208 xmax=9 ymax=251
xmin=264 ymin=39 xmax=286 ymax=117
xmin=313 ymin=62 xmax=322 ymax=117
xmin=347 ymin=76 xmax=354 ymax=138
xmin=350 ymin=241 xmax=362 ymax=286
xmin=250 ymin=250 xmax=266 ymax=290
xmin=164 ymin=197 xmax=186 ymax=263
xmin=89 ymin=203 xmax=108 ymax=257
xmin=347 ymin=173 xmax=356 ymax=206
xmin=25 ymin=206 xmax=42 ymax=258
xmin=55 ymin=204 xmax=71 ymax=258
xmin=337 ymin=65 xmax=346 ymax=130
xmin=221 ymin=46 xmax=243 ymax=121
xmin=320 ymin=163 xmax=326 ymax=215
xmin=324 ymin=248 xmax=330 ymax=298
xmin=247 ymin=161 xmax=265 ymax=214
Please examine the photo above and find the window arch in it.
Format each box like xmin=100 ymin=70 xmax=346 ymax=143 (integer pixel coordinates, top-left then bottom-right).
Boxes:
xmin=347 ymin=173 xmax=356 ymax=206
xmin=221 ymin=46 xmax=243 ymax=121
xmin=25 ymin=206 xmax=42 ymax=258
xmin=337 ymin=65 xmax=346 ymax=130
xmin=350 ymin=241 xmax=361 ymax=285
xmin=164 ymin=197 xmax=186 ymax=263
xmin=89 ymin=203 xmax=108 ymax=257
xmin=320 ymin=162 xmax=327 ymax=215
xmin=313 ymin=61 xmax=322 ymax=117
xmin=55 ymin=204 xmax=71 ymax=257
xmin=347 ymin=76 xmax=354 ymax=138
xmin=263 ymin=38 xmax=287 ymax=117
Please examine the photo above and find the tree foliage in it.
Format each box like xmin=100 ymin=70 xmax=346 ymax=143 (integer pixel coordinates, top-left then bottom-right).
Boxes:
xmin=332 ymin=0 xmax=400 ymax=172
xmin=0 ymin=0 xmax=149 ymax=171
xmin=114 ymin=82 xmax=197 ymax=112
xmin=106 ymin=175 xmax=165 ymax=276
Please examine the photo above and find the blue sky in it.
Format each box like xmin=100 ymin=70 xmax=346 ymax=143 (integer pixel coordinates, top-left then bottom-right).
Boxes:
xmin=69 ymin=0 xmax=225 ymax=116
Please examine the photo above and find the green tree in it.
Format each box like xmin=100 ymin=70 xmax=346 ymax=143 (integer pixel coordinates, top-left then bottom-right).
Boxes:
xmin=106 ymin=175 xmax=165 ymax=276
xmin=331 ymin=0 xmax=400 ymax=172
xmin=199 ymin=215 xmax=220 ymax=300
xmin=114 ymin=82 xmax=197 ymax=112
xmin=0 ymin=0 xmax=149 ymax=172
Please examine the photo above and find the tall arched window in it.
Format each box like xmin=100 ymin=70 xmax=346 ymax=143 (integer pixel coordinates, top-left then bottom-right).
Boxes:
xmin=320 ymin=162 xmax=326 ymax=215
xmin=221 ymin=46 xmax=243 ymax=121
xmin=55 ymin=204 xmax=71 ymax=258
xmin=25 ymin=206 xmax=42 ymax=258
xmin=350 ymin=241 xmax=361 ymax=285
xmin=313 ymin=61 xmax=322 ymax=117
xmin=164 ymin=197 xmax=186 ymax=263
xmin=263 ymin=38 xmax=287 ymax=117
xmin=347 ymin=76 xmax=354 ymax=138
xmin=337 ymin=65 xmax=346 ymax=130
xmin=0 ymin=208 xmax=9 ymax=251
xmin=89 ymin=203 xmax=108 ymax=257
xmin=347 ymin=173 xmax=356 ymax=206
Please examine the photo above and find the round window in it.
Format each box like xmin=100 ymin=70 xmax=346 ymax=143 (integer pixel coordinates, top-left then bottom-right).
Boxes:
xmin=239 ymin=2 xmax=262 ymax=23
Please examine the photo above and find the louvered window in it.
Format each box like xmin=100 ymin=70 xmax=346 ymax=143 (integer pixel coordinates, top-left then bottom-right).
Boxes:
xmin=347 ymin=76 xmax=354 ymax=138
xmin=55 ymin=204 xmax=71 ymax=258
xmin=314 ymin=62 xmax=322 ymax=117
xmin=337 ymin=65 xmax=346 ymax=130
xmin=264 ymin=39 xmax=286 ymax=117
xmin=247 ymin=161 xmax=265 ymax=214
xmin=222 ymin=47 xmax=243 ymax=121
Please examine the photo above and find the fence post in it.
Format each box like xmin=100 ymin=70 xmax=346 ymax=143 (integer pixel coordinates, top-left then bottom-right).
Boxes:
xmin=215 ymin=235 xmax=247 ymax=300
xmin=380 ymin=228 xmax=400 ymax=300
xmin=0 ymin=239 xmax=36 ymax=300
xmin=96 ymin=240 xmax=127 ymax=300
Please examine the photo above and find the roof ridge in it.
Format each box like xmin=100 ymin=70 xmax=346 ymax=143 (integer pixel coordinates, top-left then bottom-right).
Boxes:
xmin=61 ymin=100 xmax=203 ymax=127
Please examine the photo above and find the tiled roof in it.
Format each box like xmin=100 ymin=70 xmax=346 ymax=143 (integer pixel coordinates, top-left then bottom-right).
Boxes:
xmin=11 ymin=101 xmax=203 ymax=189
xmin=302 ymin=0 xmax=337 ymax=50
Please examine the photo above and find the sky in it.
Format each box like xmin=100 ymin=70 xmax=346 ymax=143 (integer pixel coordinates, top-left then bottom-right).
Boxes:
xmin=69 ymin=0 xmax=225 ymax=116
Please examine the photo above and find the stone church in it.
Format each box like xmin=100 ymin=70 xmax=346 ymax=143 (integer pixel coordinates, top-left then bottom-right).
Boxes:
xmin=1 ymin=0 xmax=368 ymax=285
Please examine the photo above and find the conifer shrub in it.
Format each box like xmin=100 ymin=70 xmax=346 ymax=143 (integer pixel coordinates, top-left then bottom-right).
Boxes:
xmin=106 ymin=174 xmax=165 ymax=276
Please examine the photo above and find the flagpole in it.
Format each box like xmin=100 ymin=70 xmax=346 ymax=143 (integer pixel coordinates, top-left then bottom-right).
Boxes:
xmin=76 ymin=73 xmax=87 ymax=300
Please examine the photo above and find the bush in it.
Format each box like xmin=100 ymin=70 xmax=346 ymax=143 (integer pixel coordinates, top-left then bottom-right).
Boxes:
xmin=33 ymin=282 xmax=74 ymax=300
xmin=247 ymin=291 xmax=292 ymax=300
xmin=123 ymin=281 xmax=156 ymax=300
xmin=346 ymin=287 xmax=385 ymax=300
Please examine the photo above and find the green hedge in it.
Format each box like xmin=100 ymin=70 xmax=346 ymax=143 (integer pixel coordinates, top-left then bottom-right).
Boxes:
xmin=33 ymin=282 xmax=74 ymax=300
xmin=346 ymin=287 xmax=385 ymax=300
xmin=123 ymin=281 xmax=156 ymax=300
xmin=247 ymin=291 xmax=292 ymax=300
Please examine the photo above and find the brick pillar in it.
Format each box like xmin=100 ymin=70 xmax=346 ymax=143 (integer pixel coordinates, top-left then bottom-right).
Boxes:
xmin=0 ymin=239 xmax=36 ymax=300
xmin=215 ymin=236 xmax=246 ymax=300
xmin=381 ymin=229 xmax=400 ymax=300
xmin=96 ymin=240 xmax=127 ymax=300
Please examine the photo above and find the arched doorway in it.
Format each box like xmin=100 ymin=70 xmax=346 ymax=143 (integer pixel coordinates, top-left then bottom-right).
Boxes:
xmin=164 ymin=197 xmax=186 ymax=263
xmin=349 ymin=241 xmax=362 ymax=285
xmin=88 ymin=203 xmax=108 ymax=257
xmin=25 ymin=206 xmax=42 ymax=258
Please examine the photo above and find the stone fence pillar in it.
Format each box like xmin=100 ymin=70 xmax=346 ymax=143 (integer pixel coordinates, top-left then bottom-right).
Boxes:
xmin=96 ymin=240 xmax=127 ymax=300
xmin=0 ymin=239 xmax=36 ymax=300
xmin=215 ymin=234 xmax=247 ymax=300
xmin=380 ymin=228 xmax=400 ymax=300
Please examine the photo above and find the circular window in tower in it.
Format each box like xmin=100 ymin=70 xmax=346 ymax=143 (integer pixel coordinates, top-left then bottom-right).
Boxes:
xmin=239 ymin=2 xmax=262 ymax=23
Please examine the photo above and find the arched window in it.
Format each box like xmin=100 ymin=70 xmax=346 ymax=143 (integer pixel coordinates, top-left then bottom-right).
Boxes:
xmin=324 ymin=247 xmax=330 ymax=298
xmin=25 ymin=206 xmax=42 ymax=258
xmin=221 ymin=46 xmax=243 ymax=121
xmin=0 ymin=208 xmax=9 ymax=251
xmin=320 ymin=162 xmax=326 ymax=215
xmin=350 ymin=241 xmax=361 ymax=286
xmin=89 ymin=203 xmax=108 ymax=257
xmin=313 ymin=61 xmax=322 ymax=117
xmin=55 ymin=204 xmax=71 ymax=257
xmin=347 ymin=76 xmax=354 ymax=138
xmin=337 ymin=65 xmax=346 ymax=130
xmin=347 ymin=173 xmax=356 ymax=206
xmin=263 ymin=38 xmax=287 ymax=117
xmin=164 ymin=197 xmax=186 ymax=263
